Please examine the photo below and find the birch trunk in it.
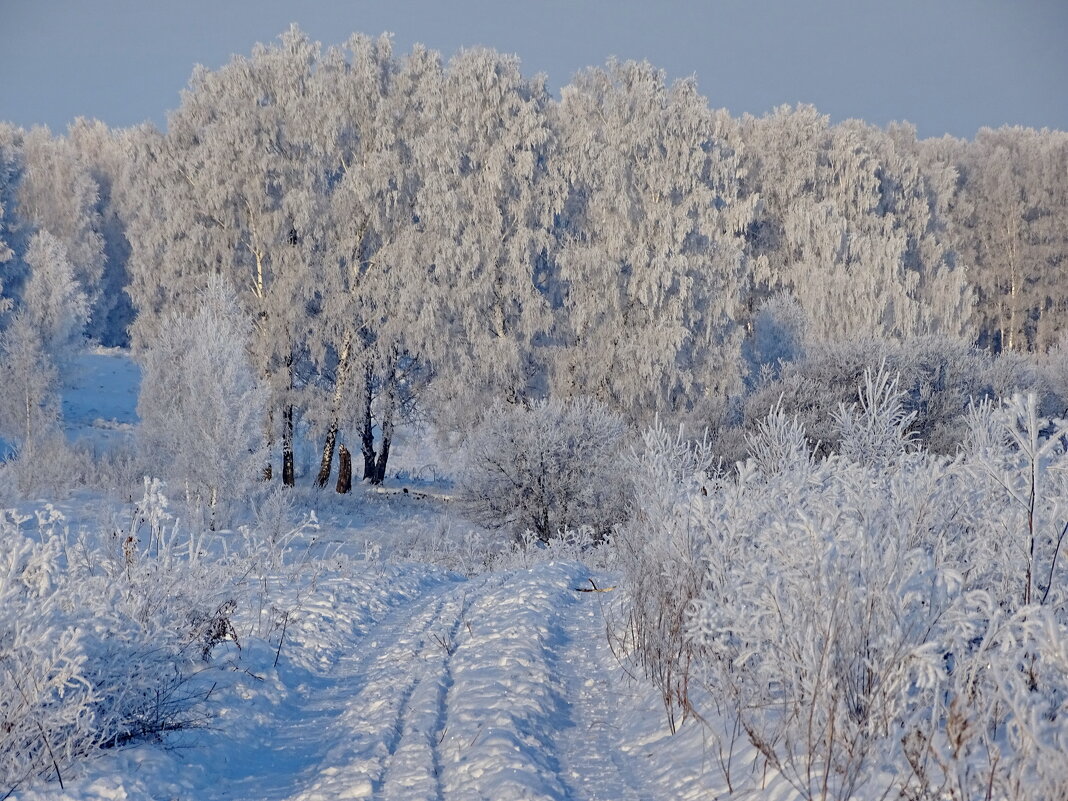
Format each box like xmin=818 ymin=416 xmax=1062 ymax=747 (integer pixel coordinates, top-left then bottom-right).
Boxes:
xmin=371 ymin=364 xmax=396 ymax=486
xmin=314 ymin=334 xmax=352 ymax=487
xmin=282 ymin=403 xmax=295 ymax=487
xmin=361 ymin=362 xmax=377 ymax=481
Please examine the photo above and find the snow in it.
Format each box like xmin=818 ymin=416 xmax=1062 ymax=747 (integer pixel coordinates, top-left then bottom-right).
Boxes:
xmin=60 ymin=348 xmax=140 ymax=454
xmin=8 ymin=350 xmax=731 ymax=801
xmin=13 ymin=561 xmax=726 ymax=801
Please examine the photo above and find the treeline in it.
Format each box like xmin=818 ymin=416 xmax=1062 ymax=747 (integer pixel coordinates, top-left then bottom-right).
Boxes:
xmin=1 ymin=26 xmax=1067 ymax=486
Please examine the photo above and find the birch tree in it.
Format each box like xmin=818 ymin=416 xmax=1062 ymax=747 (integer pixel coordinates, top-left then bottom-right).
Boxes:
xmin=742 ymin=107 xmax=971 ymax=342
xmin=124 ymin=26 xmax=327 ymax=485
xmin=17 ymin=126 xmax=105 ymax=340
xmin=0 ymin=124 xmax=24 ymax=319
xmin=414 ymin=47 xmax=559 ymax=433
xmin=551 ymin=60 xmax=752 ymax=422
xmin=137 ymin=277 xmax=268 ymax=524
xmin=67 ymin=117 xmax=137 ymax=346
xmin=305 ymin=36 xmax=439 ymax=487
xmin=937 ymin=126 xmax=1068 ymax=352
xmin=0 ymin=232 xmax=88 ymax=457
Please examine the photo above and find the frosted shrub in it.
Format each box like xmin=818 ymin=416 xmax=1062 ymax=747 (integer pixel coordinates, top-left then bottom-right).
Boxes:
xmin=137 ymin=277 xmax=269 ymax=526
xmin=457 ymin=398 xmax=628 ymax=542
xmin=743 ymin=335 xmax=1045 ymax=456
xmin=959 ymin=394 xmax=1068 ymax=610
xmin=833 ymin=362 xmax=916 ymax=469
xmin=0 ymin=521 xmax=97 ymax=793
xmin=0 ymin=482 xmax=238 ymax=794
xmin=615 ymin=418 xmax=718 ymax=730
xmin=623 ymin=372 xmax=1068 ymax=800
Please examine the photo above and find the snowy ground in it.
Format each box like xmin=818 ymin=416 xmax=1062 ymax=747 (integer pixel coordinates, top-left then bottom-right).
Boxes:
xmin=61 ymin=349 xmax=141 ymax=455
xmin=8 ymin=350 xmax=748 ymax=800
xmin=15 ymin=560 xmax=730 ymax=801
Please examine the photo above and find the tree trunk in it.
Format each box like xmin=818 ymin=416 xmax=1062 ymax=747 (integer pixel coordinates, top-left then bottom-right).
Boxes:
xmin=335 ymin=444 xmax=352 ymax=494
xmin=372 ymin=429 xmax=391 ymax=485
xmin=282 ymin=403 xmax=295 ymax=487
xmin=263 ymin=407 xmax=274 ymax=481
xmin=361 ymin=362 xmax=377 ymax=481
xmin=315 ymin=421 xmax=338 ymax=488
xmin=315 ymin=333 xmax=353 ymax=488
xmin=371 ymin=365 xmax=396 ymax=486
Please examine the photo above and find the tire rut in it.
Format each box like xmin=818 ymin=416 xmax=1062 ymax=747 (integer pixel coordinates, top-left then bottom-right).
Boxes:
xmin=547 ymin=572 xmax=653 ymax=801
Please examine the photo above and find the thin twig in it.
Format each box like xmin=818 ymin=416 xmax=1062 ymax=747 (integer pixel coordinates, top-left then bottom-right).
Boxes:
xmin=274 ymin=611 xmax=290 ymax=668
xmin=1040 ymin=520 xmax=1068 ymax=605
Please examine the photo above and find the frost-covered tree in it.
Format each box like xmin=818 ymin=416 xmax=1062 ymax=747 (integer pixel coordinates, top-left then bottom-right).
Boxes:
xmin=16 ymin=126 xmax=106 ymax=340
xmin=551 ymin=60 xmax=752 ymax=422
xmin=124 ymin=27 xmax=327 ymax=485
xmin=137 ymin=278 xmax=268 ymax=523
xmin=0 ymin=123 xmax=25 ymax=319
xmin=930 ymin=126 xmax=1068 ymax=352
xmin=0 ymin=233 xmax=88 ymax=486
xmin=742 ymin=107 xmax=972 ymax=342
xmin=414 ymin=47 xmax=559 ymax=432
xmin=66 ymin=118 xmax=137 ymax=346
xmin=307 ymin=35 xmax=436 ymax=487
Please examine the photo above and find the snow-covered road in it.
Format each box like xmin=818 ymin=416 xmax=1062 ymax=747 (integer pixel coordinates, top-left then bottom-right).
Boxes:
xmin=212 ymin=564 xmax=674 ymax=801
xmin=21 ymin=562 xmax=724 ymax=801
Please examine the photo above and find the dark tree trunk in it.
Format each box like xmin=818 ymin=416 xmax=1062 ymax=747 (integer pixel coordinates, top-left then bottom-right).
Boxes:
xmin=372 ymin=432 xmax=391 ymax=485
xmin=335 ymin=444 xmax=352 ymax=494
xmin=361 ymin=362 xmax=377 ymax=481
xmin=282 ymin=403 xmax=295 ymax=487
xmin=371 ymin=367 xmax=396 ymax=486
xmin=263 ymin=408 xmax=274 ymax=481
xmin=316 ymin=333 xmax=352 ymax=489
xmin=315 ymin=421 xmax=338 ymax=488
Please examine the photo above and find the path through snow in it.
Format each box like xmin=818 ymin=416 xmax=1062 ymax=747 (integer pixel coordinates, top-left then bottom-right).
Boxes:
xmin=20 ymin=563 xmax=726 ymax=801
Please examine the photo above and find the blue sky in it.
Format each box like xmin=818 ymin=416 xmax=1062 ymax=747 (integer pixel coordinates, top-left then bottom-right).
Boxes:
xmin=1 ymin=0 xmax=1066 ymax=138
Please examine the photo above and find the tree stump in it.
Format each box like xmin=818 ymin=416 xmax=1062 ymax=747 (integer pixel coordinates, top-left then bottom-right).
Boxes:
xmin=336 ymin=444 xmax=352 ymax=494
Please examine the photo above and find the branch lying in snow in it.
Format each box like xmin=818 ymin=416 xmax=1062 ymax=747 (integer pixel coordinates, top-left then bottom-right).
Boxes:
xmin=573 ymin=578 xmax=616 ymax=593
xmin=368 ymin=486 xmax=452 ymax=502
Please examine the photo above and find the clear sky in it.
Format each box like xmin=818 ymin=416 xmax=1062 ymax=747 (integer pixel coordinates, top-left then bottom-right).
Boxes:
xmin=1 ymin=0 xmax=1066 ymax=139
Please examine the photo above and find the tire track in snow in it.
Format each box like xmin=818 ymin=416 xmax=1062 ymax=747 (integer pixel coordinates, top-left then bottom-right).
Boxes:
xmin=295 ymin=573 xmax=506 ymax=801
xmin=195 ymin=563 xmax=714 ymax=801
xmin=546 ymin=570 xmax=652 ymax=801
xmin=374 ymin=580 xmax=492 ymax=801
xmin=436 ymin=564 xmax=584 ymax=801
xmin=192 ymin=568 xmax=461 ymax=801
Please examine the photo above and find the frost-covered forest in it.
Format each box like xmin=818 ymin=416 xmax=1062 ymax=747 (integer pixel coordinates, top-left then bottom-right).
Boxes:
xmin=2 ymin=26 xmax=1068 ymax=801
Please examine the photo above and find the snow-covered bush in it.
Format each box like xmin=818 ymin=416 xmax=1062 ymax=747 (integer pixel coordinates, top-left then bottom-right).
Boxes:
xmin=0 ymin=485 xmax=226 ymax=794
xmin=743 ymin=335 xmax=1045 ymax=456
xmin=137 ymin=277 xmax=269 ymax=525
xmin=832 ymin=362 xmax=916 ymax=469
xmin=621 ymin=369 xmax=1068 ymax=800
xmin=457 ymin=398 xmax=629 ymax=542
xmin=1 ymin=477 xmax=327 ymax=795
xmin=615 ymin=418 xmax=718 ymax=731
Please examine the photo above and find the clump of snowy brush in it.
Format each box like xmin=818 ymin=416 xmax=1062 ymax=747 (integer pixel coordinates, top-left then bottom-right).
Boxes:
xmin=620 ymin=365 xmax=1068 ymax=801
xmin=0 ymin=478 xmax=316 ymax=795
xmin=457 ymin=397 xmax=630 ymax=543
